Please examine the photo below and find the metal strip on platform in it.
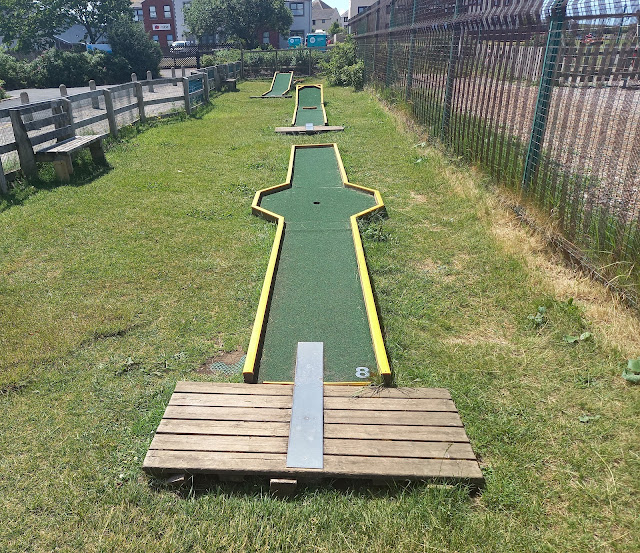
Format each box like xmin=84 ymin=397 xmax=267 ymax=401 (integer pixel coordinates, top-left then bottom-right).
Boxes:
xmin=286 ymin=342 xmax=324 ymax=469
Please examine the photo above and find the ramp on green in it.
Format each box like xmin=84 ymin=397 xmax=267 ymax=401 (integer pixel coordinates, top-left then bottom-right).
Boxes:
xmin=258 ymin=147 xmax=377 ymax=382
xmin=293 ymin=85 xmax=326 ymax=126
xmin=262 ymin=71 xmax=294 ymax=97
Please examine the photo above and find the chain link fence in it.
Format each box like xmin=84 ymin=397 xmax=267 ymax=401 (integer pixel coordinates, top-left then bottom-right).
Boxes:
xmin=352 ymin=0 xmax=640 ymax=291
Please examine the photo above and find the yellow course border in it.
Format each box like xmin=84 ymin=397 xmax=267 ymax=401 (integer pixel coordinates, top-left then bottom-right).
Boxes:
xmin=292 ymin=84 xmax=328 ymax=126
xmin=261 ymin=71 xmax=294 ymax=97
xmin=243 ymin=143 xmax=391 ymax=385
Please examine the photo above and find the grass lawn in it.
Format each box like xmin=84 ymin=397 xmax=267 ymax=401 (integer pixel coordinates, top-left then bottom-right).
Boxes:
xmin=0 ymin=78 xmax=639 ymax=552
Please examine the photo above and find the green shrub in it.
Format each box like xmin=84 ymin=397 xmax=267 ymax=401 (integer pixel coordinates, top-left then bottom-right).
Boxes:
xmin=0 ymin=79 xmax=7 ymax=99
xmin=27 ymin=49 xmax=94 ymax=88
xmin=321 ymin=35 xmax=363 ymax=90
xmin=0 ymin=50 xmax=27 ymax=89
xmin=107 ymin=15 xmax=162 ymax=78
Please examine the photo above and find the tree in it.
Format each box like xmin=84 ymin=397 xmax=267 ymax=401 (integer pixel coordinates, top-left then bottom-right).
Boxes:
xmin=59 ymin=0 xmax=133 ymax=44
xmin=0 ymin=0 xmax=132 ymax=52
xmin=185 ymin=0 xmax=293 ymax=49
xmin=328 ymin=21 xmax=343 ymax=36
xmin=107 ymin=15 xmax=162 ymax=77
xmin=184 ymin=0 xmax=223 ymax=40
xmin=0 ymin=0 xmax=62 ymax=52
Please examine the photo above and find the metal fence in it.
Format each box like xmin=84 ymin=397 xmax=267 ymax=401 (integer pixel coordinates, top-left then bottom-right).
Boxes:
xmin=352 ymin=0 xmax=640 ymax=289
xmin=241 ymin=48 xmax=327 ymax=78
xmin=0 ymin=62 xmax=241 ymax=192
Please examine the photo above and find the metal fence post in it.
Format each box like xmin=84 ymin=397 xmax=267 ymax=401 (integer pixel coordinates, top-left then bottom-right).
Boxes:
xmin=182 ymin=77 xmax=191 ymax=115
xmin=405 ymin=0 xmax=419 ymax=101
xmin=522 ymin=0 xmax=566 ymax=190
xmin=103 ymin=89 xmax=118 ymax=138
xmin=385 ymin=0 xmax=396 ymax=89
xmin=441 ymin=0 xmax=462 ymax=142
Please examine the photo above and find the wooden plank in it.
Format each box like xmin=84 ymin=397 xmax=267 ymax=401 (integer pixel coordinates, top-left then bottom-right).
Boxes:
xmin=143 ymin=450 xmax=483 ymax=481
xmin=0 ymin=142 xmax=17 ymax=155
xmin=275 ymin=125 xmax=344 ymax=134
xmin=68 ymin=89 xmax=103 ymax=102
xmin=324 ymin=409 xmax=462 ymax=427
xmin=174 ymin=382 xmax=293 ymax=396
xmin=163 ymin=405 xmax=291 ymax=422
xmin=23 ymin=112 xmax=67 ymax=132
xmin=113 ymin=103 xmax=139 ymax=116
xmin=323 ymin=423 xmax=469 ymax=442
xmin=36 ymin=135 xmax=104 ymax=157
xmin=144 ymin=96 xmax=183 ymax=107
xmin=29 ymin=126 xmax=73 ymax=147
xmin=108 ymin=82 xmax=136 ymax=93
xmin=150 ymin=434 xmax=288 ymax=454
xmin=324 ymin=396 xmax=457 ymax=412
xmin=10 ymin=99 xmax=64 ymax=116
xmin=324 ymin=439 xmax=476 ymax=460
xmin=74 ymin=113 xmax=107 ymax=130
xmin=156 ymin=419 xmax=290 ymax=437
xmin=168 ymin=393 xmax=291 ymax=409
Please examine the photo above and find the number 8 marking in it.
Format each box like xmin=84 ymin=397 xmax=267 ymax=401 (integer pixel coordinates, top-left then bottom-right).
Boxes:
xmin=355 ymin=366 xmax=370 ymax=379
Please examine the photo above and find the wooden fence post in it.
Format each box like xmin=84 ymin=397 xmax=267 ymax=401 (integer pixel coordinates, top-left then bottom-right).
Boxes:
xmin=89 ymin=80 xmax=100 ymax=109
xmin=0 ymin=157 xmax=7 ymax=194
xmin=131 ymin=73 xmax=137 ymax=82
xmin=61 ymin=97 xmax=76 ymax=136
xmin=103 ymin=89 xmax=118 ymax=137
xmin=202 ymin=72 xmax=210 ymax=103
xmin=134 ymin=81 xmax=146 ymax=123
xmin=147 ymin=71 xmax=154 ymax=93
xmin=182 ymin=78 xmax=191 ymax=115
xmin=59 ymin=84 xmax=68 ymax=97
xmin=20 ymin=92 xmax=33 ymax=123
xmin=9 ymin=108 xmax=37 ymax=178
xmin=172 ymin=67 xmax=177 ymax=85
xmin=241 ymin=50 xmax=244 ymax=79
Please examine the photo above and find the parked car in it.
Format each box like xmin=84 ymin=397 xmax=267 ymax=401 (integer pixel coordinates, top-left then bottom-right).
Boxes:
xmin=170 ymin=40 xmax=195 ymax=53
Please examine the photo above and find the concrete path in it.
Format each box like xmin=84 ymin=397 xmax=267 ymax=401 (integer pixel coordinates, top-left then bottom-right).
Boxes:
xmin=0 ymin=69 xmax=177 ymax=109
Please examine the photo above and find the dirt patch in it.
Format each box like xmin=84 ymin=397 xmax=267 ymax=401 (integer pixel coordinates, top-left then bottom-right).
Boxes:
xmin=197 ymin=347 xmax=246 ymax=374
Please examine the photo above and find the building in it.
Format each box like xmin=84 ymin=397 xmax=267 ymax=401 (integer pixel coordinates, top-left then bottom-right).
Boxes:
xmin=139 ymin=0 xmax=177 ymax=47
xmin=280 ymin=0 xmax=313 ymax=48
xmin=348 ymin=0 xmax=372 ymax=19
xmin=311 ymin=0 xmax=341 ymax=32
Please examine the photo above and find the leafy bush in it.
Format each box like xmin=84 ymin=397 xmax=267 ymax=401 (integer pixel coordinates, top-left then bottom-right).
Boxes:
xmin=321 ymin=35 xmax=363 ymax=90
xmin=27 ymin=49 xmax=94 ymax=88
xmin=200 ymin=49 xmax=241 ymax=67
xmin=0 ymin=80 xmax=7 ymax=99
xmin=0 ymin=50 xmax=27 ymax=89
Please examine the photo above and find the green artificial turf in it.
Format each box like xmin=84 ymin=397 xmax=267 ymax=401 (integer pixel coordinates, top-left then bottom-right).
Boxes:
xmin=258 ymin=146 xmax=377 ymax=382
xmin=262 ymin=72 xmax=292 ymax=97
xmin=294 ymin=86 xmax=325 ymax=126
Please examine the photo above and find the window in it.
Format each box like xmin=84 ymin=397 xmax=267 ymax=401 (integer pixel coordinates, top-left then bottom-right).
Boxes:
xmin=263 ymin=31 xmax=270 ymax=44
xmin=358 ymin=6 xmax=367 ymax=13
xmin=133 ymin=8 xmax=143 ymax=21
xmin=152 ymin=35 xmax=159 ymax=41
xmin=312 ymin=19 xmax=315 ymax=24
xmin=290 ymin=29 xmax=304 ymax=37
xmin=149 ymin=6 xmax=157 ymax=18
xmin=167 ymin=34 xmax=173 ymax=43
xmin=322 ymin=19 xmax=326 ymax=23
xmin=289 ymin=2 xmax=304 ymax=15
xmin=164 ymin=5 xmax=171 ymax=17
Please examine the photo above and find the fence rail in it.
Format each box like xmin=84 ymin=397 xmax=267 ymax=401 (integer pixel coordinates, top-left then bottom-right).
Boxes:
xmin=0 ymin=62 xmax=242 ymax=191
xmin=352 ymin=0 xmax=640 ymax=290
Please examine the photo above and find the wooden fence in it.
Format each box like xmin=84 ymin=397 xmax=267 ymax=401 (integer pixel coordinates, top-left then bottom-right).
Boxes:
xmin=0 ymin=61 xmax=242 ymax=193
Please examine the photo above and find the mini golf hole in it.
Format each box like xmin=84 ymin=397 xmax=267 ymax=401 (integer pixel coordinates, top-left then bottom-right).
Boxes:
xmin=313 ymin=201 xmax=320 ymax=205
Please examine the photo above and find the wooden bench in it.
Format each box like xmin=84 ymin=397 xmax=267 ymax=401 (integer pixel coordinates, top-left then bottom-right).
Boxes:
xmin=9 ymin=98 xmax=107 ymax=182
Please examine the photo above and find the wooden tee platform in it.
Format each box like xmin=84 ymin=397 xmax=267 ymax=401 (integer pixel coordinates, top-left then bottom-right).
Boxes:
xmin=143 ymin=382 xmax=484 ymax=488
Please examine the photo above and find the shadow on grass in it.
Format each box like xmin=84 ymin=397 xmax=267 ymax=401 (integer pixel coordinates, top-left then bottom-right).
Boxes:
xmin=0 ymin=100 xmax=218 ymax=214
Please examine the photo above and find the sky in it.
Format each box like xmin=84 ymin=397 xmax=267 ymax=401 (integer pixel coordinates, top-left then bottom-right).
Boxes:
xmin=326 ymin=0 xmax=350 ymax=15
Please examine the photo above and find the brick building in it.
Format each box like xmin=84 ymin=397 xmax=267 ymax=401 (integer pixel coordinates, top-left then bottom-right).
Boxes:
xmin=138 ymin=0 xmax=177 ymax=47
